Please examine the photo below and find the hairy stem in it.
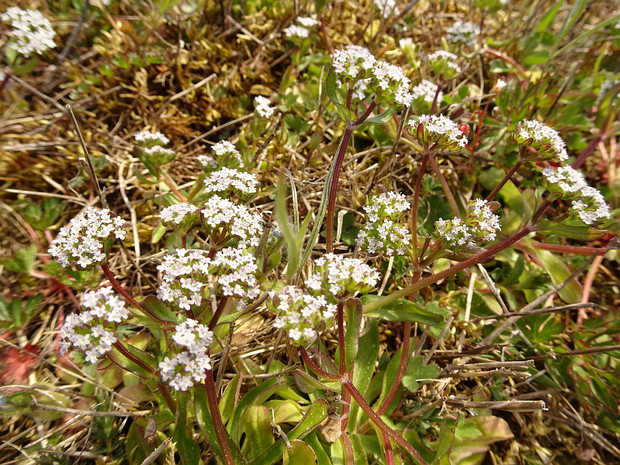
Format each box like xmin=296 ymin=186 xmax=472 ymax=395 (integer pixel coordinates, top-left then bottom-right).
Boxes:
xmin=485 ymin=157 xmax=525 ymax=202
xmin=204 ymin=368 xmax=235 ymax=465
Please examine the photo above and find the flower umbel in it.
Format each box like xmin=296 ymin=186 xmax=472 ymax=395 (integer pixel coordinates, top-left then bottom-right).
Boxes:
xmin=157 ymin=249 xmax=212 ymax=311
xmin=270 ymin=286 xmax=337 ymax=345
xmin=356 ymin=192 xmax=411 ymax=256
xmin=201 ymin=196 xmax=262 ymax=248
xmin=159 ymin=319 xmax=213 ymax=391
xmin=48 ymin=207 xmax=126 ymax=269
xmin=160 ymin=203 xmax=199 ymax=232
xmin=445 ymin=21 xmax=480 ymax=47
xmin=59 ymin=288 xmax=130 ymax=364
xmin=1 ymin=7 xmax=56 ymax=57
xmin=408 ymin=114 xmax=468 ymax=151
xmin=203 ymin=167 xmax=259 ymax=196
xmin=435 ymin=199 xmax=501 ymax=250
xmin=514 ymin=120 xmax=569 ymax=162
xmin=305 ymin=253 xmax=380 ymax=298
xmin=254 ymin=96 xmax=275 ymax=118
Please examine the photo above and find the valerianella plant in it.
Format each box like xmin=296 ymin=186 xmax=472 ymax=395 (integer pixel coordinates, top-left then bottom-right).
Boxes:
xmin=48 ymin=207 xmax=125 ymax=269
xmin=134 ymin=130 xmax=175 ymax=169
xmin=1 ymin=7 xmax=56 ymax=57
xmin=207 ymin=140 xmax=242 ymax=166
xmin=305 ymin=253 xmax=380 ymax=299
xmin=59 ymin=288 xmax=130 ymax=363
xmin=410 ymin=79 xmax=443 ymax=111
xmin=200 ymin=196 xmax=262 ymax=248
xmin=435 ymin=199 xmax=501 ymax=251
xmin=157 ymin=249 xmax=212 ymax=311
xmin=158 ymin=319 xmax=213 ymax=391
xmin=159 ymin=202 xmax=199 ymax=233
xmin=542 ymin=166 xmax=611 ymax=224
xmin=203 ymin=167 xmax=259 ymax=197
xmin=427 ymin=50 xmax=461 ymax=80
xmin=408 ymin=114 xmax=468 ymax=151
xmin=356 ymin=192 xmax=411 ymax=256
xmin=445 ymin=20 xmax=480 ymax=47
xmin=514 ymin=120 xmax=569 ymax=162
xmin=270 ymin=286 xmax=337 ymax=344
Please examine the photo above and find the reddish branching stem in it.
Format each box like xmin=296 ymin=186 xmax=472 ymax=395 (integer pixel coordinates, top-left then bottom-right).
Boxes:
xmin=204 ymin=368 xmax=235 ymax=465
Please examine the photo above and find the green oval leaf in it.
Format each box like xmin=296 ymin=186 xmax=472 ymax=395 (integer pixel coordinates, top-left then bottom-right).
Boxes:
xmin=361 ymin=296 xmax=443 ymax=325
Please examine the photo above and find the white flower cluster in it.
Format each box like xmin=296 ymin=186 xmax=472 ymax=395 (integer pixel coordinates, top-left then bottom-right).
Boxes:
xmin=408 ymin=114 xmax=468 ymax=151
xmin=374 ymin=0 xmax=399 ymax=18
xmin=1 ymin=7 xmax=56 ymax=57
xmin=270 ymin=286 xmax=337 ymax=344
xmin=284 ymin=16 xmax=319 ymax=39
xmin=542 ymin=166 xmax=611 ymax=225
xmin=159 ymin=319 xmax=213 ymax=391
xmin=59 ymin=288 xmax=130 ymax=364
xmin=160 ymin=203 xmax=199 ymax=228
xmin=514 ymin=120 xmax=568 ymax=162
xmin=331 ymin=45 xmax=413 ymax=107
xmin=157 ymin=249 xmax=212 ymax=310
xmin=254 ymin=96 xmax=275 ymax=118
xmin=211 ymin=140 xmax=242 ymax=164
xmin=210 ymin=247 xmax=260 ymax=299
xmin=445 ymin=20 xmax=480 ymax=47
xmin=284 ymin=24 xmax=310 ymax=39
xmin=435 ymin=199 xmax=501 ymax=250
xmin=203 ymin=167 xmax=259 ymax=196
xmin=197 ymin=154 xmax=218 ymax=170
xmin=427 ymin=50 xmax=461 ymax=78
xmin=356 ymin=192 xmax=411 ymax=256
xmin=201 ymin=196 xmax=262 ymax=248
xmin=134 ymin=131 xmax=169 ymax=146
xmin=411 ymin=79 xmax=443 ymax=106
xmin=305 ymin=253 xmax=380 ymax=298
xmin=48 ymin=207 xmax=126 ymax=269
xmin=495 ymin=79 xmax=508 ymax=90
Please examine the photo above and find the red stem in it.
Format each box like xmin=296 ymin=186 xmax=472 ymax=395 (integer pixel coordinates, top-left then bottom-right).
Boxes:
xmin=384 ymin=431 xmax=396 ymax=465
xmin=412 ymin=148 xmax=432 ymax=264
xmin=342 ymin=379 xmax=429 ymax=465
xmin=485 ymin=158 xmax=525 ymax=202
xmin=112 ymin=340 xmax=154 ymax=375
xmin=208 ymin=296 xmax=230 ymax=330
xmin=426 ymin=152 xmax=460 ymax=218
xmin=100 ymin=262 xmax=147 ymax=314
xmin=159 ymin=172 xmax=187 ymax=201
xmin=326 ymin=128 xmax=354 ymax=252
xmin=377 ymin=321 xmax=411 ymax=415
xmin=204 ymin=368 xmax=235 ymax=465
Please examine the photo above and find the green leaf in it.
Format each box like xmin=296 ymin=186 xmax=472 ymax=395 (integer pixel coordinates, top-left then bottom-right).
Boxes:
xmin=151 ymin=222 xmax=167 ymax=243
xmin=220 ymin=374 xmax=241 ymax=425
xmin=106 ymin=342 xmax=156 ymax=378
xmin=537 ymin=220 xmax=605 ymax=240
xmin=402 ymin=356 xmax=439 ymax=393
xmin=293 ymin=370 xmax=340 ymax=394
xmin=325 ymin=69 xmax=348 ymax=118
xmin=362 ymin=296 xmax=443 ymax=325
xmin=283 ymin=440 xmax=317 ymax=465
xmin=523 ymin=50 xmax=550 ymax=65
xmin=218 ymin=311 xmax=244 ymax=325
xmin=249 ymin=399 xmax=329 ymax=465
xmin=139 ymin=295 xmax=179 ymax=323
xmin=276 ymin=177 xmax=300 ymax=280
xmin=536 ymin=0 xmax=563 ymax=33
xmin=304 ymin=431 xmax=332 ymax=465
xmin=230 ymin=379 xmax=289 ymax=442
xmin=1 ymin=244 xmax=37 ymax=274
xmin=174 ymin=393 xmax=201 ymax=465
xmin=241 ymin=406 xmax=276 ymax=460
xmin=523 ymin=240 xmax=582 ymax=303
xmin=347 ymin=320 xmax=379 ymax=431
xmin=376 ymin=348 xmax=403 ymax=414
xmin=344 ymin=298 xmax=362 ymax=372
xmin=363 ymin=107 xmax=397 ymax=125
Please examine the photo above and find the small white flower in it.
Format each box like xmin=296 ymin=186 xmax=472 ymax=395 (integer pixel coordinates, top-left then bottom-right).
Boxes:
xmin=211 ymin=140 xmax=242 ymax=164
xmin=357 ymin=192 xmax=411 ymax=256
xmin=332 ymin=45 xmax=376 ymax=80
xmin=374 ymin=0 xmax=399 ymax=18
xmin=201 ymin=196 xmax=263 ymax=248
xmin=427 ymin=50 xmax=461 ymax=78
xmin=436 ymin=199 xmax=501 ymax=249
xmin=210 ymin=247 xmax=260 ymax=299
xmin=408 ymin=114 xmax=468 ymax=151
xmin=254 ymin=96 xmax=275 ymax=118
xmin=306 ymin=253 xmax=379 ymax=298
xmin=284 ymin=24 xmax=310 ymax=39
xmin=203 ymin=167 xmax=259 ymax=196
xmin=411 ymin=79 xmax=443 ymax=105
xmin=160 ymin=203 xmax=199 ymax=226
xmin=134 ymin=131 xmax=169 ymax=147
xmin=296 ymin=16 xmax=319 ymax=28
xmin=514 ymin=120 xmax=568 ymax=162
xmin=445 ymin=21 xmax=480 ymax=47
xmin=1 ymin=7 xmax=56 ymax=57
xmin=48 ymin=207 xmax=126 ymax=269
xmin=495 ymin=79 xmax=508 ymax=90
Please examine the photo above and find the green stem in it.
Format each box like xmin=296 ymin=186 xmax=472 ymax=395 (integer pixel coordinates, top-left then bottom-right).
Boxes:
xmin=204 ymin=368 xmax=235 ymax=465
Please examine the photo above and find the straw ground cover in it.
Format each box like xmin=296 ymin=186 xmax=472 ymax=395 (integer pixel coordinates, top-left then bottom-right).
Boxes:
xmin=0 ymin=0 xmax=618 ymax=464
